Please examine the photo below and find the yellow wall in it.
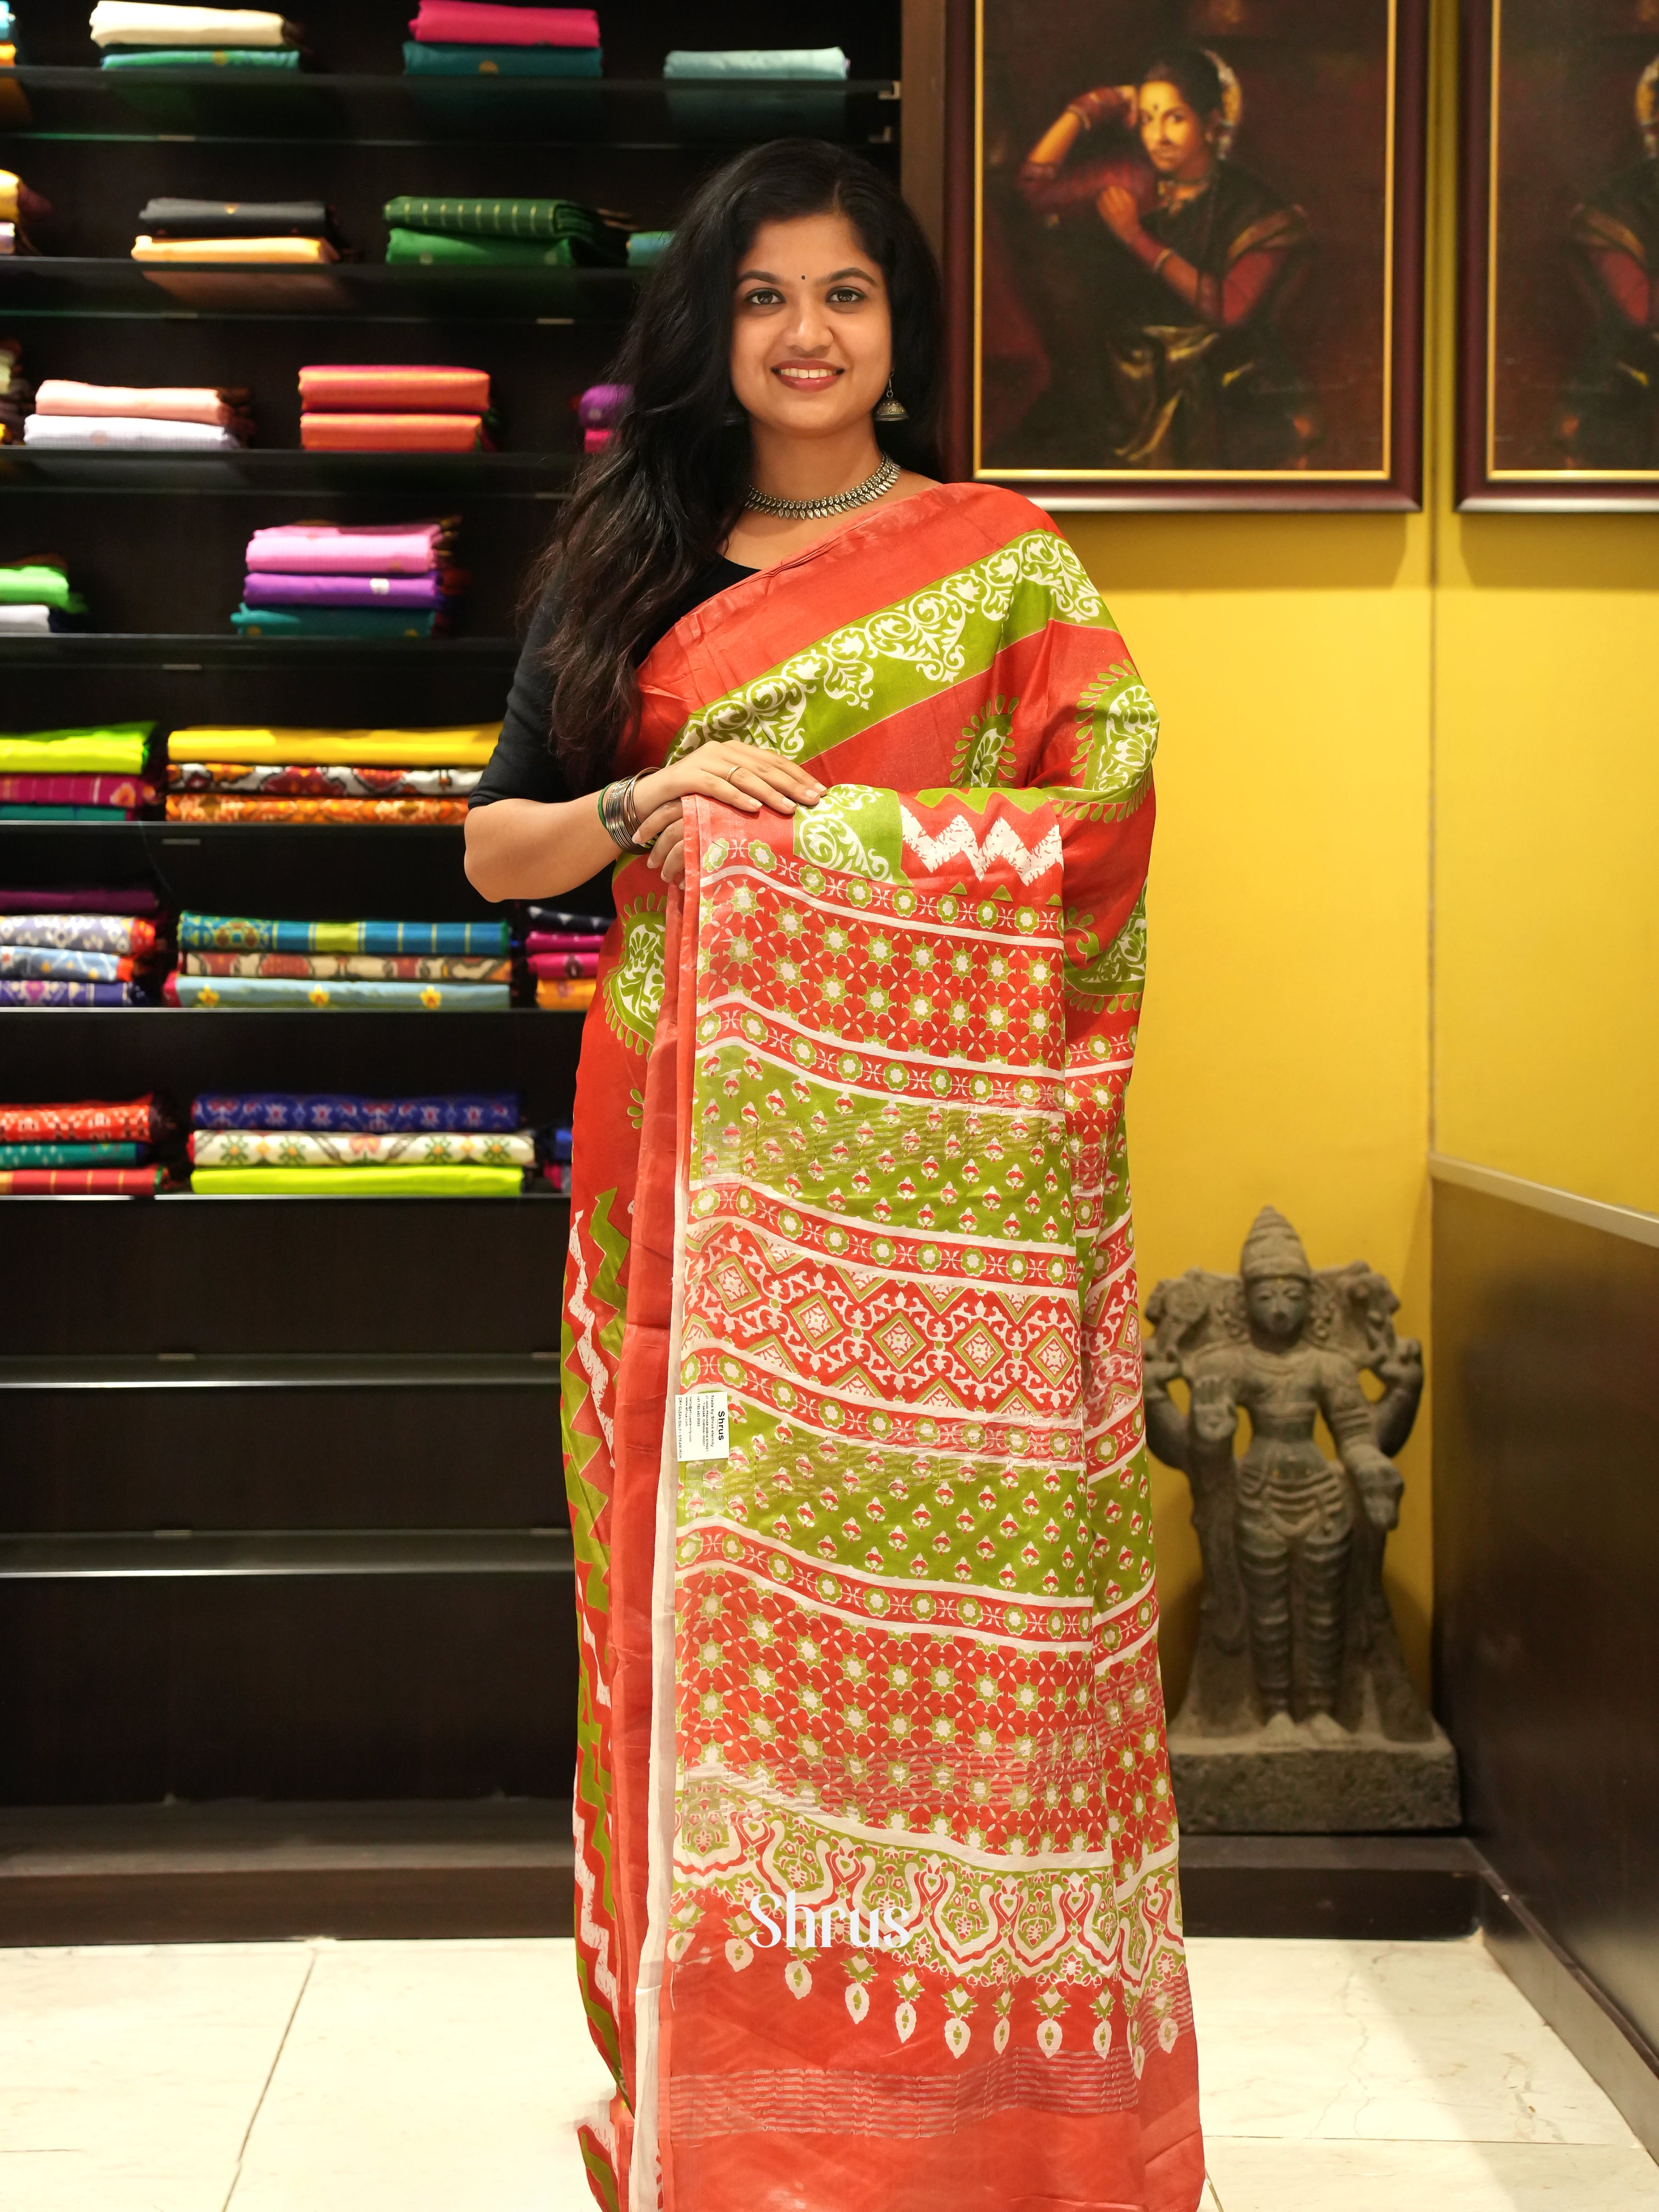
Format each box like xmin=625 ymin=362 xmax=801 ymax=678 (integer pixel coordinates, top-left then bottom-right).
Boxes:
xmin=1048 ymin=0 xmax=1658 ymax=1709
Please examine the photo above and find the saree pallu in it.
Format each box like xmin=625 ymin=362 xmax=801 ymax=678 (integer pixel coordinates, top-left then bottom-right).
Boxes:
xmin=168 ymin=762 xmax=480 ymax=798
xmin=190 ymin=1127 xmax=533 ymax=1165
xmin=183 ymin=951 xmax=509 ymax=984
xmin=560 ymin=482 xmax=1200 ymax=2212
xmin=192 ymin=1089 xmax=519 ymax=1133
xmin=179 ymin=914 xmax=507 ymax=955
xmin=166 ymin=794 xmax=469 ymax=824
xmin=166 ymin=972 xmax=510 ymax=1010
xmin=0 ymin=1166 xmax=160 ymax=1194
xmin=0 ymin=1096 xmax=157 ymax=1142
xmin=191 ymin=1163 xmax=522 ymax=1196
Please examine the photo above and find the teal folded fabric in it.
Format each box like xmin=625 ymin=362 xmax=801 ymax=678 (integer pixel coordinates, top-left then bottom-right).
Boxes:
xmin=0 ymin=1141 xmax=145 ymax=1167
xmin=384 ymin=194 xmax=612 ymax=241
xmin=179 ymin=915 xmax=509 ymax=956
xmin=101 ymin=46 xmax=303 ymax=67
xmin=627 ymin=230 xmax=673 ymax=268
xmin=171 ymin=973 xmax=511 ymax=1009
xmin=663 ymin=47 xmax=849 ymax=77
xmin=0 ymin=805 xmax=134 ymax=820
xmin=400 ymin=41 xmax=602 ymax=76
xmin=231 ymin=606 xmax=441 ymax=640
xmin=386 ymin=227 xmax=622 ymax=267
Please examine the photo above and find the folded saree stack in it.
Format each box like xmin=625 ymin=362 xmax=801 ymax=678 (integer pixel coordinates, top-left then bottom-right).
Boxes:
xmin=400 ymin=2 xmax=602 ymax=80
xmin=166 ymin=720 xmax=493 ymax=821
xmin=576 ymin=380 xmax=627 ymax=452
xmin=0 ymin=724 xmax=156 ymax=818
xmin=187 ymin=1088 xmax=531 ymax=1193
xmin=523 ymin=901 xmax=608 ymax=1010
xmin=169 ymin=912 xmax=511 ymax=1005
xmin=0 ymin=168 xmax=52 ymax=256
xmin=0 ymin=1093 xmax=166 ymax=1194
xmin=0 ymin=558 xmax=87 ymax=635
xmin=0 ymin=883 xmax=167 ymax=1004
xmin=132 ymin=194 xmax=340 ymax=267
xmin=0 ymin=339 xmax=30 ymax=447
xmin=91 ymin=3 xmax=305 ymax=70
xmin=538 ymin=1118 xmax=571 ymax=1192
xmin=0 ymin=5 xmax=19 ymax=63
xmin=298 ymin=364 xmax=493 ymax=454
xmin=384 ymin=193 xmax=626 ymax=269
xmin=228 ymin=520 xmax=465 ymax=641
xmin=27 ymin=377 xmax=254 ymax=452
xmin=662 ymin=46 xmax=850 ymax=133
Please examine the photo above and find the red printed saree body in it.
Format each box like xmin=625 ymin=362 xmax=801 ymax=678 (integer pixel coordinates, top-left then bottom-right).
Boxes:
xmin=560 ymin=482 xmax=1203 ymax=2212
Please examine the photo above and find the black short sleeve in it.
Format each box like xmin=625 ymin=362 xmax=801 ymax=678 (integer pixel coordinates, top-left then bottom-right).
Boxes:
xmin=468 ymin=581 xmax=567 ymax=810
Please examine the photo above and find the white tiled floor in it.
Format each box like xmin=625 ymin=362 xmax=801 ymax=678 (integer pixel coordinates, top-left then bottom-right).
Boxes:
xmin=2 ymin=1931 xmax=1657 ymax=2209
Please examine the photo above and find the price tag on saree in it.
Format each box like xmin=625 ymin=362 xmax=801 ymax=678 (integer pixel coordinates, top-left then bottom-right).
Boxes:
xmin=675 ymin=1389 xmax=730 ymax=1463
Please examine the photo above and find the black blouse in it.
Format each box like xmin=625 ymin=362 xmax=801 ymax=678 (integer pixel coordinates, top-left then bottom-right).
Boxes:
xmin=467 ymin=555 xmax=756 ymax=809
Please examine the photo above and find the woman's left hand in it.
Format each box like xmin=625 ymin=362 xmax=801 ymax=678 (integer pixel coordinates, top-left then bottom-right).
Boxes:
xmin=646 ymin=820 xmax=686 ymax=885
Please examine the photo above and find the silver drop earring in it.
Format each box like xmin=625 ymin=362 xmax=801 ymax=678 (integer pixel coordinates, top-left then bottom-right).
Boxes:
xmin=873 ymin=375 xmax=908 ymax=422
xmin=721 ymin=393 xmax=747 ymax=426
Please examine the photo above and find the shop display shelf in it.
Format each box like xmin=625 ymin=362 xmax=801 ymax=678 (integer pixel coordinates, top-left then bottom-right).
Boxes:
xmin=0 ymin=256 xmax=642 ymax=320
xmin=0 ymin=1350 xmax=562 ymax=1389
xmin=0 ymin=447 xmax=576 ymax=495
xmin=0 ymin=1528 xmax=573 ymax=1578
xmin=0 ymin=632 xmax=520 ymax=666
xmin=0 ymin=67 xmax=898 ymax=147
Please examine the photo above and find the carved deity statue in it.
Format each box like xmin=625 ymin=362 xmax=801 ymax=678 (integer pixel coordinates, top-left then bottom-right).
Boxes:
xmin=1143 ymin=1207 xmax=1431 ymax=1748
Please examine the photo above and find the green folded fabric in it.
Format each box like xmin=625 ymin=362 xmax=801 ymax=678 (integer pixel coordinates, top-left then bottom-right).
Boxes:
xmin=627 ymin=230 xmax=673 ymax=268
xmin=231 ymin=606 xmax=441 ymax=640
xmin=385 ymin=227 xmax=624 ymax=268
xmin=383 ymin=194 xmax=610 ymax=241
xmin=0 ymin=563 xmax=82 ymax=611
xmin=400 ymin=41 xmax=602 ymax=76
xmin=0 ymin=1142 xmax=144 ymax=1167
xmin=190 ymin=1163 xmax=524 ymax=1195
xmin=100 ymin=46 xmax=303 ymax=67
xmin=0 ymin=805 xmax=137 ymax=820
xmin=0 ymin=725 xmax=154 ymax=774
xmin=663 ymin=47 xmax=849 ymax=78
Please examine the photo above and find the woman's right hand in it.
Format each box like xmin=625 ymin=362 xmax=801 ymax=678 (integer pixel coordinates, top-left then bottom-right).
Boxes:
xmin=633 ymin=740 xmax=824 ymax=851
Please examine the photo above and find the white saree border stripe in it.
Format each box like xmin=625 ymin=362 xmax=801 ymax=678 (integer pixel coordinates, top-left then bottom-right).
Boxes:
xmin=697 ymin=984 xmax=1071 ymax=1100
xmin=573 ymin=1611 xmax=619 ymax=2009
xmin=897 ymin=804 xmax=1064 ymax=885
xmin=706 ymin=854 xmax=1068 ymax=950
xmin=629 ymin=1114 xmax=693 ymax=2212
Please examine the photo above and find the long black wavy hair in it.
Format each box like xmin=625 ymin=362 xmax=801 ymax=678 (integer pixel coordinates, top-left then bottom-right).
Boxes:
xmin=529 ymin=139 xmax=944 ymax=787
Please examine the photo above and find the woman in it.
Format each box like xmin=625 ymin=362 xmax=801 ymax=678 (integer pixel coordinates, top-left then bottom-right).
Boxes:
xmin=1011 ymin=47 xmax=1311 ymax=470
xmin=465 ymin=138 xmax=1203 ymax=2212
xmin=1559 ymin=57 xmax=1659 ymax=469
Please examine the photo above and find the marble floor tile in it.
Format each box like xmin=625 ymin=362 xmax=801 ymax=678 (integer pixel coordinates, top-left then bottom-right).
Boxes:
xmin=1203 ymin=2136 xmax=1659 ymax=2211
xmin=228 ymin=1937 xmax=613 ymax=2211
xmin=0 ymin=1940 xmax=313 ymax=2210
xmin=1187 ymin=1933 xmax=1641 ymax=2147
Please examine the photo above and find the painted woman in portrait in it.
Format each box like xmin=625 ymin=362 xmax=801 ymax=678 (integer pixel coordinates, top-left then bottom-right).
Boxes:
xmin=1008 ymin=46 xmax=1312 ymax=471
xmin=1559 ymin=56 xmax=1659 ymax=470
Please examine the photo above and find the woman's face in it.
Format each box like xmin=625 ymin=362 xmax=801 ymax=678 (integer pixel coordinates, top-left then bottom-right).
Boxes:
xmin=729 ymin=210 xmax=892 ymax=441
xmin=1138 ymin=80 xmax=1215 ymax=180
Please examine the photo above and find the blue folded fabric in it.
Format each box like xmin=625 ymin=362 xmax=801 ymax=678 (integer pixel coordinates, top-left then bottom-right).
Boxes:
xmin=179 ymin=916 xmax=509 ymax=956
xmin=401 ymin=42 xmax=603 ymax=76
xmin=231 ymin=606 xmax=441 ymax=640
xmin=192 ymin=1090 xmax=521 ymax=1133
xmin=172 ymin=973 xmax=511 ymax=1009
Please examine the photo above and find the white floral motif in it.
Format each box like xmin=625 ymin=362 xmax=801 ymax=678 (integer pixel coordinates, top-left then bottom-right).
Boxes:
xmin=794 ymin=785 xmax=895 ymax=881
xmin=668 ymin=533 xmax=1105 ymax=765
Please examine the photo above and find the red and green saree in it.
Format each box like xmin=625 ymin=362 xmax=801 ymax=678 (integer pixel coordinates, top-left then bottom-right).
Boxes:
xmin=561 ymin=481 xmax=1203 ymax=2212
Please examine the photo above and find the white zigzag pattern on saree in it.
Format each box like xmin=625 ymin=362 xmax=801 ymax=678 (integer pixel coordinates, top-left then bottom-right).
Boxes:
xmin=898 ymin=806 xmax=1063 ymax=885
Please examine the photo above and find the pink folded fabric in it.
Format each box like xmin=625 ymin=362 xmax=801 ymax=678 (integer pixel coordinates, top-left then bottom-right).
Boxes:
xmin=242 ymin=570 xmax=459 ymax=607
xmin=409 ymin=2 xmax=600 ymax=46
xmin=525 ymin=931 xmax=606 ymax=956
xmin=244 ymin=521 xmax=452 ymax=575
xmin=528 ymin=949 xmax=599 ymax=979
xmin=36 ymin=380 xmax=244 ymax=427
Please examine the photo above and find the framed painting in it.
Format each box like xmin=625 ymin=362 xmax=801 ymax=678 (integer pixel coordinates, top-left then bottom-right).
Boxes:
xmin=944 ymin=0 xmax=1427 ymax=509
xmin=1460 ymin=0 xmax=1659 ymax=509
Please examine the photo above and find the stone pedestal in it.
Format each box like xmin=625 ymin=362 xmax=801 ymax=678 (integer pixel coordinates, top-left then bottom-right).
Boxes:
xmin=1170 ymin=1716 xmax=1461 ymax=1833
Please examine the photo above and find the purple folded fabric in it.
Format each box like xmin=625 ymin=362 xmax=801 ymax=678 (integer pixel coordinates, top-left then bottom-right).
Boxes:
xmin=0 ymin=885 xmax=162 ymax=914
xmin=0 ymin=978 xmax=140 ymax=1006
xmin=578 ymin=381 xmax=630 ymax=428
xmin=244 ymin=521 xmax=450 ymax=576
xmin=241 ymin=571 xmax=449 ymax=608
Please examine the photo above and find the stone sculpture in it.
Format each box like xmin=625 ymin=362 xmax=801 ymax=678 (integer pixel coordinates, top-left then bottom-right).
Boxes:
xmin=1143 ymin=1207 xmax=1458 ymax=1831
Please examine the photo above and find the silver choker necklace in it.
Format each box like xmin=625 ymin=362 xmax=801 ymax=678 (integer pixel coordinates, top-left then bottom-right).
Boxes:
xmin=744 ymin=452 xmax=899 ymax=521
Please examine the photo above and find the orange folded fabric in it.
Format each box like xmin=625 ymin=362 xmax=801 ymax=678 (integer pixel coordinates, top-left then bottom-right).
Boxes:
xmin=298 ymin=364 xmax=489 ymax=411
xmin=300 ymin=413 xmax=487 ymax=452
xmin=36 ymin=379 xmax=246 ymax=426
xmin=166 ymin=794 xmax=469 ymax=823
xmin=132 ymin=235 xmax=340 ymax=264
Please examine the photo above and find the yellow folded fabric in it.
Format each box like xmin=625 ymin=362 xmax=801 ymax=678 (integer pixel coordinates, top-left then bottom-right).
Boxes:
xmin=167 ymin=725 xmax=501 ymax=766
xmin=537 ymin=977 xmax=597 ymax=1011
xmin=0 ymin=172 xmax=20 ymax=223
xmin=0 ymin=726 xmax=153 ymax=774
xmin=132 ymin=235 xmax=340 ymax=264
